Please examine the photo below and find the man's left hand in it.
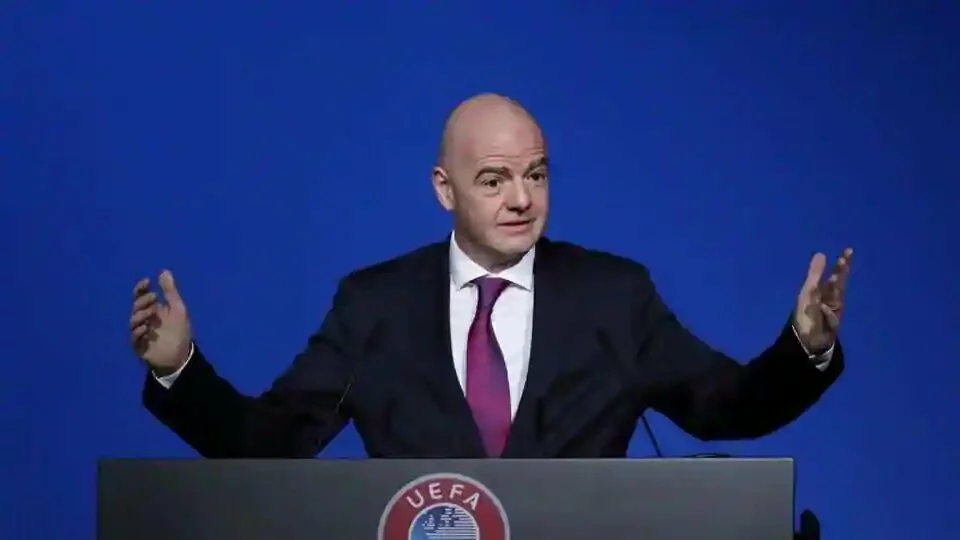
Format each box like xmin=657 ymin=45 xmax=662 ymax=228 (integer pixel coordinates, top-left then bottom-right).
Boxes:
xmin=794 ymin=248 xmax=854 ymax=354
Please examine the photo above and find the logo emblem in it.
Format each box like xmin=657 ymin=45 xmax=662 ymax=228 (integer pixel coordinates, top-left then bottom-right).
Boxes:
xmin=377 ymin=472 xmax=510 ymax=540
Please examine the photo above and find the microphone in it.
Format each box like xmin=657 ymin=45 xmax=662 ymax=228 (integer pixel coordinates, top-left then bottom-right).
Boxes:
xmin=639 ymin=413 xmax=664 ymax=458
xmin=794 ymin=510 xmax=820 ymax=540
xmin=595 ymin=329 xmax=664 ymax=458
xmin=311 ymin=320 xmax=385 ymax=453
xmin=333 ymin=319 xmax=385 ymax=418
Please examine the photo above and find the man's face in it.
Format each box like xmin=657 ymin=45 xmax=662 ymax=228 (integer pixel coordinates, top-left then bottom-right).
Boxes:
xmin=433 ymin=110 xmax=549 ymax=268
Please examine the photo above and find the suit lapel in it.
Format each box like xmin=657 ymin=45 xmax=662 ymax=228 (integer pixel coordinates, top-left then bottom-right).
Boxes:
xmin=411 ymin=239 xmax=487 ymax=457
xmin=503 ymin=238 xmax=574 ymax=457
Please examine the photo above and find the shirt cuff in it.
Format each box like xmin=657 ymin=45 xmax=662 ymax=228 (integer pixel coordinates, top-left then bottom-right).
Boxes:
xmin=791 ymin=326 xmax=833 ymax=371
xmin=153 ymin=342 xmax=194 ymax=389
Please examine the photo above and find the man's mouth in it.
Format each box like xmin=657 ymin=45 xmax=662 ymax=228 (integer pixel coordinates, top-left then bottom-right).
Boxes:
xmin=499 ymin=220 xmax=534 ymax=230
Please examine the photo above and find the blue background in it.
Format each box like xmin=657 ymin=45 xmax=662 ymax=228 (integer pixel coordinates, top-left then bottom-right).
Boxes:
xmin=3 ymin=2 xmax=958 ymax=538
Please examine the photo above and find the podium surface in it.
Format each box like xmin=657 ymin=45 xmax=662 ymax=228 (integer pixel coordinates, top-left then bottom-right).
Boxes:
xmin=98 ymin=457 xmax=795 ymax=539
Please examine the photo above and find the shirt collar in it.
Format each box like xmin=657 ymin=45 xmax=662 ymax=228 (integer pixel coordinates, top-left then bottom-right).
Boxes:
xmin=449 ymin=231 xmax=535 ymax=291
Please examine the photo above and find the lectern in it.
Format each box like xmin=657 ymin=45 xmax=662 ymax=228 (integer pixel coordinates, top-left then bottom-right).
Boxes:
xmin=98 ymin=458 xmax=797 ymax=539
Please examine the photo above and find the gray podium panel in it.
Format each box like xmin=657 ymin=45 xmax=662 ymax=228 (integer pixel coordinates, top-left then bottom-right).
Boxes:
xmin=98 ymin=458 xmax=795 ymax=540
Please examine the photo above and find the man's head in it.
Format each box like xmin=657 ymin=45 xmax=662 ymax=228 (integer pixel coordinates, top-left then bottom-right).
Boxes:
xmin=432 ymin=93 xmax=549 ymax=272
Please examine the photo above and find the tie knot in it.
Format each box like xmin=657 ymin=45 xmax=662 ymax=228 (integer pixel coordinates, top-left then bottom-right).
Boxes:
xmin=474 ymin=277 xmax=510 ymax=311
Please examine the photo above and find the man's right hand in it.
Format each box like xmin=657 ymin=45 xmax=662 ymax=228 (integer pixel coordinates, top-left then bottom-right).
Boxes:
xmin=130 ymin=270 xmax=193 ymax=376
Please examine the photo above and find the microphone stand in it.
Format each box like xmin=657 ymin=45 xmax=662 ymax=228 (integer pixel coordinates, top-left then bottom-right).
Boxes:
xmin=640 ymin=415 xmax=820 ymax=539
xmin=794 ymin=509 xmax=820 ymax=540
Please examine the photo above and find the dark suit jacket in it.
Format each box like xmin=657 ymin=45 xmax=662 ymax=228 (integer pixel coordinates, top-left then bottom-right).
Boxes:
xmin=143 ymin=237 xmax=843 ymax=458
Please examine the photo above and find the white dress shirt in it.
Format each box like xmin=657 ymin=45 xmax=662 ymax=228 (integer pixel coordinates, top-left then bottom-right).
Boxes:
xmin=156 ymin=233 xmax=833 ymax=419
xmin=447 ymin=233 xmax=536 ymax=419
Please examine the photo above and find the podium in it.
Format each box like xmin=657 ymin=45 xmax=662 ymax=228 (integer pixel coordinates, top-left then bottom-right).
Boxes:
xmin=98 ymin=457 xmax=798 ymax=539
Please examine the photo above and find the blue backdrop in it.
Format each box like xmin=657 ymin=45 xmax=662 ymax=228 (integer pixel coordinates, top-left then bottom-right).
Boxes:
xmin=3 ymin=2 xmax=958 ymax=538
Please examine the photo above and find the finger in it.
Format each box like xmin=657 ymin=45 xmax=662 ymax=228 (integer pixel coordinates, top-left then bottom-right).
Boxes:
xmin=823 ymin=248 xmax=854 ymax=305
xmin=131 ymin=323 xmax=151 ymax=343
xmin=834 ymin=247 xmax=853 ymax=285
xmin=133 ymin=278 xmax=150 ymax=299
xmin=821 ymin=272 xmax=841 ymax=306
xmin=801 ymin=253 xmax=827 ymax=295
xmin=132 ymin=326 xmax=158 ymax=352
xmin=132 ymin=291 xmax=158 ymax=312
xmin=830 ymin=248 xmax=853 ymax=278
xmin=819 ymin=302 xmax=841 ymax=331
xmin=129 ymin=304 xmax=159 ymax=330
xmin=158 ymin=270 xmax=184 ymax=309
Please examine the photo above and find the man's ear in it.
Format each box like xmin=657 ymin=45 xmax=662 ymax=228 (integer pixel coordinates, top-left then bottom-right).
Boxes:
xmin=431 ymin=166 xmax=455 ymax=211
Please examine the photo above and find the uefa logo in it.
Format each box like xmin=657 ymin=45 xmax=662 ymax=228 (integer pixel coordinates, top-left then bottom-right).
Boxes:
xmin=377 ymin=472 xmax=510 ymax=540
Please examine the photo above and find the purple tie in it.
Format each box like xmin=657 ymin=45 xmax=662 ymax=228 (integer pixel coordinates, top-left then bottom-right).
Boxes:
xmin=465 ymin=277 xmax=512 ymax=457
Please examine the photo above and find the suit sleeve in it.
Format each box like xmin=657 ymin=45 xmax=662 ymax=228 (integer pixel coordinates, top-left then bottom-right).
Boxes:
xmin=633 ymin=267 xmax=844 ymax=441
xmin=142 ymin=277 xmax=365 ymax=458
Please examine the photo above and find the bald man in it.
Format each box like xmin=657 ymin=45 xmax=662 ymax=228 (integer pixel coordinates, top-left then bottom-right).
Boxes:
xmin=131 ymin=93 xmax=850 ymax=459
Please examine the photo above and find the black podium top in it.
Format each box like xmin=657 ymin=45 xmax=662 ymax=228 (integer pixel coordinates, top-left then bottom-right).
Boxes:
xmin=98 ymin=457 xmax=795 ymax=540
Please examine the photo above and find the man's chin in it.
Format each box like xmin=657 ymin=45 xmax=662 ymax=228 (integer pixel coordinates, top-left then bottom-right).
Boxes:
xmin=493 ymin=231 xmax=540 ymax=255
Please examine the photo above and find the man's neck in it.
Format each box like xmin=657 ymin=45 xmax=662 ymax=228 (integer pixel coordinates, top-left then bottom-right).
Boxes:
xmin=451 ymin=231 xmax=526 ymax=274
xmin=480 ymin=255 xmax=523 ymax=274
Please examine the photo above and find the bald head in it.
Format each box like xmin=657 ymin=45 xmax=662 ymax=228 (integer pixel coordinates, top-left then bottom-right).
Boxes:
xmin=437 ymin=93 xmax=542 ymax=169
xmin=431 ymin=93 xmax=550 ymax=272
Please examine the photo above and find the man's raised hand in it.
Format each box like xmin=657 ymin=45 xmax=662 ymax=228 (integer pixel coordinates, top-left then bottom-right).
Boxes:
xmin=129 ymin=270 xmax=193 ymax=375
xmin=793 ymin=248 xmax=853 ymax=355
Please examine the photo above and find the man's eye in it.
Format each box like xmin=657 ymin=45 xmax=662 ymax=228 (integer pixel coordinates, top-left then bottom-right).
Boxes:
xmin=529 ymin=172 xmax=546 ymax=182
xmin=481 ymin=177 xmax=502 ymax=187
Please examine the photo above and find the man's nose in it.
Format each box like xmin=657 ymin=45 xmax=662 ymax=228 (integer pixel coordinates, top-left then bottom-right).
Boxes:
xmin=504 ymin=180 xmax=532 ymax=211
